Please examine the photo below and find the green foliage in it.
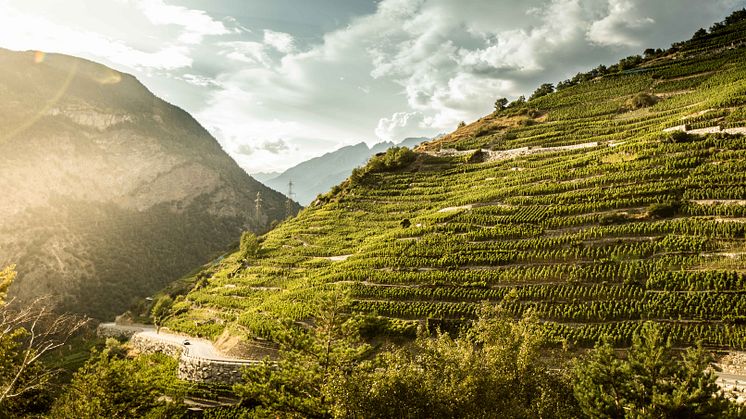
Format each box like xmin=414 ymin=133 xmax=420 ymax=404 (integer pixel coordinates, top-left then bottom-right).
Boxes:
xmin=628 ymin=93 xmax=659 ymax=109
xmin=693 ymin=28 xmax=708 ymax=40
xmin=647 ymin=201 xmax=681 ymax=219
xmin=494 ymin=97 xmax=509 ymax=111
xmin=333 ymin=306 xmax=580 ymax=418
xmin=234 ymin=293 xmax=370 ymax=417
xmin=151 ymin=295 xmax=174 ymax=331
xmin=0 ymin=265 xmax=14 ymax=304
xmin=0 ymin=328 xmax=53 ymax=417
xmin=529 ymin=83 xmax=554 ymax=100
xmin=573 ymin=323 xmax=740 ymax=418
xmin=239 ymin=231 xmax=260 ymax=261
xmin=50 ymin=341 xmax=187 ymax=418
xmin=618 ymin=55 xmax=644 ymax=70
xmin=350 ymin=147 xmax=417 ymax=186
xmin=664 ymin=130 xmax=696 ymax=143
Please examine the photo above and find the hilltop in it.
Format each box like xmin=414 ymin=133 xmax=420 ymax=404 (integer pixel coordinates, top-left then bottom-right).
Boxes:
xmin=257 ymin=137 xmax=428 ymax=205
xmin=0 ymin=49 xmax=299 ymax=318
xmin=161 ymin=12 xmax=746 ymax=350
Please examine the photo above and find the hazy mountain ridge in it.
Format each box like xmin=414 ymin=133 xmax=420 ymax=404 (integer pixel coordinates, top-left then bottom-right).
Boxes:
xmin=259 ymin=137 xmax=428 ymax=205
xmin=0 ymin=49 xmax=298 ymax=318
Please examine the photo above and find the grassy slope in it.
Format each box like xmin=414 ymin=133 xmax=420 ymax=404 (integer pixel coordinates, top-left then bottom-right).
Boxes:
xmin=166 ymin=19 xmax=746 ymax=348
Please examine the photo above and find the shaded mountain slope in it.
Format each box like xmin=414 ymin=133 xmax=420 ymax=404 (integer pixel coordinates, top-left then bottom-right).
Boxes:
xmin=0 ymin=49 xmax=299 ymax=318
xmin=260 ymin=138 xmax=428 ymax=205
xmin=165 ymin=14 xmax=746 ymax=348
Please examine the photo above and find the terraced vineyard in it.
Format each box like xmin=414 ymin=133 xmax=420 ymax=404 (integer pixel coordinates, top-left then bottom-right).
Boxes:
xmin=165 ymin=16 xmax=746 ymax=349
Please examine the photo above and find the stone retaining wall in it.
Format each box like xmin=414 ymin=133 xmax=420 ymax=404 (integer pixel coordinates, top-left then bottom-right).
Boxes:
xmin=96 ymin=323 xmax=145 ymax=340
xmin=130 ymin=333 xmax=184 ymax=358
xmin=177 ymin=356 xmax=255 ymax=384
xmin=128 ymin=332 xmax=256 ymax=384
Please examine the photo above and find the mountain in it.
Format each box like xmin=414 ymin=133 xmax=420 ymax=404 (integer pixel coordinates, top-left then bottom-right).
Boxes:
xmin=0 ymin=49 xmax=299 ymax=319
xmin=250 ymin=171 xmax=281 ymax=183
xmin=163 ymin=13 xmax=746 ymax=349
xmin=257 ymin=137 xmax=428 ymax=205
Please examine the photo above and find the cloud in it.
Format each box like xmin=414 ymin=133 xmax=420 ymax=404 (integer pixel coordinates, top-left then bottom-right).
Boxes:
xmin=261 ymin=139 xmax=290 ymax=154
xmin=219 ymin=41 xmax=272 ymax=66
xmin=5 ymin=0 xmax=743 ymax=173
xmin=375 ymin=111 xmax=426 ymax=141
xmin=235 ymin=144 xmax=255 ymax=156
xmin=235 ymin=139 xmax=289 ymax=156
xmin=197 ymin=0 xmax=746 ymax=173
xmin=134 ymin=0 xmax=232 ymax=44
xmin=263 ymin=30 xmax=295 ymax=53
xmin=588 ymin=0 xmax=656 ymax=47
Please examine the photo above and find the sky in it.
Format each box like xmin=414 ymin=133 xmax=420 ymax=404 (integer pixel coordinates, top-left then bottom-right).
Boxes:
xmin=0 ymin=0 xmax=744 ymax=173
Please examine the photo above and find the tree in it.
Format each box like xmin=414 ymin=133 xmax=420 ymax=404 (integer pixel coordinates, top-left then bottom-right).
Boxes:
xmin=574 ymin=323 xmax=740 ymax=418
xmin=234 ymin=293 xmax=370 ymax=417
xmin=693 ymin=28 xmax=708 ymax=39
xmin=238 ymin=231 xmax=260 ymax=261
xmin=333 ymin=306 xmax=579 ymax=418
xmin=51 ymin=340 xmax=186 ymax=418
xmin=508 ymin=95 xmax=526 ymax=108
xmin=494 ymin=97 xmax=509 ymax=111
xmin=0 ymin=266 xmax=88 ymax=416
xmin=529 ymin=83 xmax=554 ymax=101
xmin=150 ymin=295 xmax=173 ymax=334
xmin=0 ymin=265 xmax=14 ymax=302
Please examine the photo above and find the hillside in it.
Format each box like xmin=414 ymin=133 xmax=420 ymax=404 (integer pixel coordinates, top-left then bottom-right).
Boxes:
xmin=258 ymin=137 xmax=428 ymax=205
xmin=163 ymin=13 xmax=746 ymax=349
xmin=0 ymin=49 xmax=299 ymax=318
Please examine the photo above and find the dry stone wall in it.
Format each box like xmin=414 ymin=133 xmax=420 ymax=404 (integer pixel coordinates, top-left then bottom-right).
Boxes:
xmin=102 ymin=325 xmax=257 ymax=384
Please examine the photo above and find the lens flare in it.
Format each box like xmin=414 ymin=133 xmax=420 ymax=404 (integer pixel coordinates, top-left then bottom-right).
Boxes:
xmin=1 ymin=56 xmax=78 ymax=145
xmin=94 ymin=69 xmax=122 ymax=85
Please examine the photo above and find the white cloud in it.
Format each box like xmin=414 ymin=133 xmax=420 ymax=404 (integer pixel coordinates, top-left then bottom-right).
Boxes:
xmin=3 ymin=0 xmax=745 ymax=173
xmin=263 ymin=30 xmax=295 ymax=53
xmin=375 ymin=111 xmax=426 ymax=141
xmin=588 ymin=0 xmax=656 ymax=47
xmin=0 ymin=5 xmax=193 ymax=70
xmin=219 ymin=41 xmax=271 ymax=66
xmin=134 ymin=0 xmax=232 ymax=44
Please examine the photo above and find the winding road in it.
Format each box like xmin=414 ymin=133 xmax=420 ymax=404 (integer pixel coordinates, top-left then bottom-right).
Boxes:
xmin=99 ymin=323 xmax=254 ymax=363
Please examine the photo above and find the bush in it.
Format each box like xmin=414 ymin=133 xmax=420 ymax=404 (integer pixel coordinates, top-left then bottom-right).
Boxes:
xmin=239 ymin=231 xmax=260 ymax=260
xmin=628 ymin=93 xmax=659 ymax=109
xmin=529 ymin=83 xmax=554 ymax=101
xmin=664 ymin=130 xmax=695 ymax=143
xmin=647 ymin=201 xmax=681 ymax=219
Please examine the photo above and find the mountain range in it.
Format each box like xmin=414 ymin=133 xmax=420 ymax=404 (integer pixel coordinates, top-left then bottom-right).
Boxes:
xmin=254 ymin=137 xmax=428 ymax=205
xmin=0 ymin=48 xmax=298 ymax=318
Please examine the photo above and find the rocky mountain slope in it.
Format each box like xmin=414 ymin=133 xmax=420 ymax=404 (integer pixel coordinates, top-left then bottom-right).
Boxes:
xmin=258 ymin=137 xmax=428 ymax=205
xmin=0 ymin=49 xmax=299 ymax=318
xmin=163 ymin=13 xmax=746 ymax=348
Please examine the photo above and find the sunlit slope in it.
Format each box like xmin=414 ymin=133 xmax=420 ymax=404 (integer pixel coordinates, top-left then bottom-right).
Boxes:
xmin=0 ymin=49 xmax=298 ymax=318
xmin=168 ymin=17 xmax=746 ymax=348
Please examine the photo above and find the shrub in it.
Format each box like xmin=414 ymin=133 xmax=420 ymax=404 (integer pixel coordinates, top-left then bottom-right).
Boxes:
xmin=628 ymin=93 xmax=659 ymax=109
xmin=239 ymin=231 xmax=260 ymax=260
xmin=647 ymin=201 xmax=681 ymax=219
xmin=529 ymin=83 xmax=554 ymax=101
xmin=664 ymin=130 xmax=695 ymax=143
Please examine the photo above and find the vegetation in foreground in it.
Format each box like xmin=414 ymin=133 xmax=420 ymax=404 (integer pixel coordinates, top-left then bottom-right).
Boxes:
xmin=5 ymin=290 xmax=742 ymax=418
xmin=0 ymin=263 xmax=742 ymax=417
